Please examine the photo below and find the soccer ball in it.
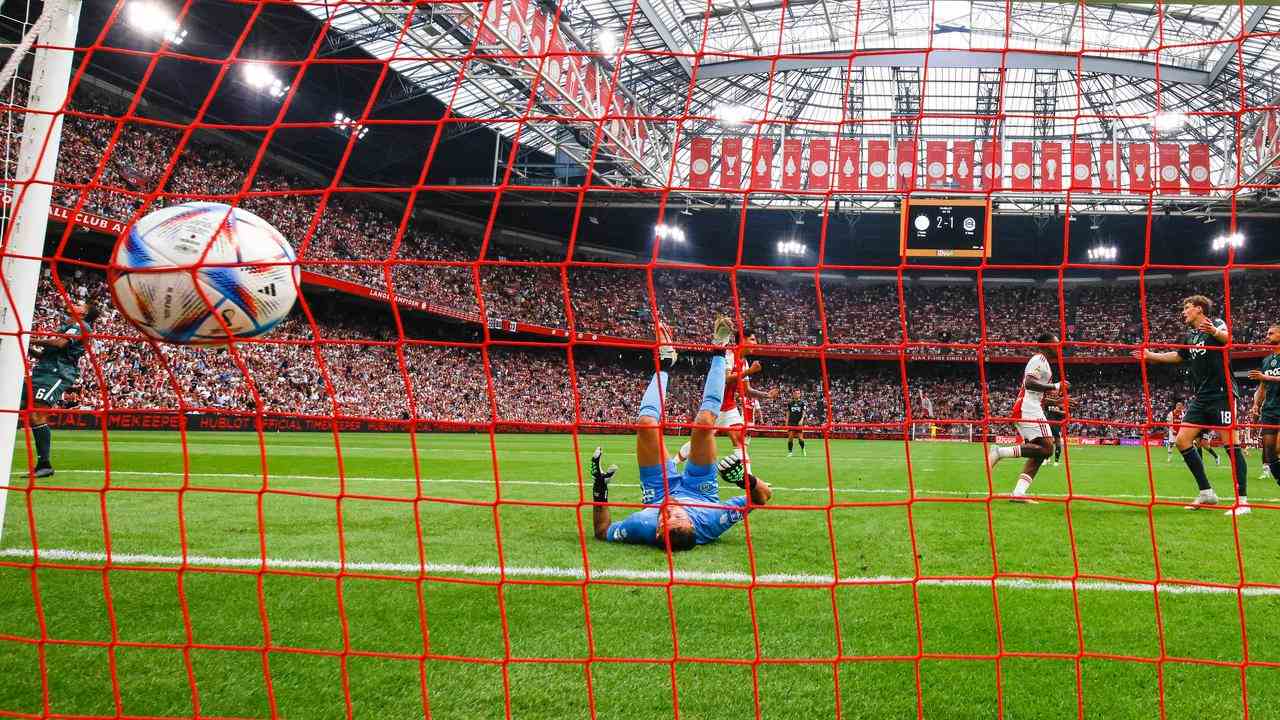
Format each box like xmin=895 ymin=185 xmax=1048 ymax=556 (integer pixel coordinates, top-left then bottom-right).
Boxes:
xmin=110 ymin=202 xmax=299 ymax=344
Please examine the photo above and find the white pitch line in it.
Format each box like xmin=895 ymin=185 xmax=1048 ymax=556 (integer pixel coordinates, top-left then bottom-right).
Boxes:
xmin=25 ymin=469 xmax=1204 ymax=502
xmin=0 ymin=547 xmax=1270 ymax=597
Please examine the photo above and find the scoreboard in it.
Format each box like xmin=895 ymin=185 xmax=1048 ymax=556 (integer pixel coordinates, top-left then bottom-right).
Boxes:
xmin=899 ymin=198 xmax=992 ymax=258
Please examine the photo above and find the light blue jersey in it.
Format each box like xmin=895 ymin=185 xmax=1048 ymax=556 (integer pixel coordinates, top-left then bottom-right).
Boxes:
xmin=604 ymin=460 xmax=751 ymax=546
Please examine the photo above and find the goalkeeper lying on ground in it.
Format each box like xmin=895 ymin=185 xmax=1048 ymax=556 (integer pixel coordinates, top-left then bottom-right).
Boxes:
xmin=590 ymin=318 xmax=773 ymax=551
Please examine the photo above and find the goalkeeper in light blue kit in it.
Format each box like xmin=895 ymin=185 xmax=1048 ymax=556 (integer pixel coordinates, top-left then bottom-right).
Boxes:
xmin=590 ymin=318 xmax=773 ymax=552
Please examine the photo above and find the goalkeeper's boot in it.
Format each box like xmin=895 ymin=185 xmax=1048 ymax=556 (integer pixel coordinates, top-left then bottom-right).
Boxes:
xmin=33 ymin=460 xmax=54 ymax=479
xmin=657 ymin=321 xmax=679 ymax=371
xmin=1184 ymin=489 xmax=1219 ymax=510
xmin=590 ymin=447 xmax=617 ymax=503
xmin=712 ymin=316 xmax=735 ymax=351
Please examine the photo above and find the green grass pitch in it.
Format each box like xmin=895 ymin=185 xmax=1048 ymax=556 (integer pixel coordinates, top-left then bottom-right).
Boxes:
xmin=4 ymin=430 xmax=1280 ymax=719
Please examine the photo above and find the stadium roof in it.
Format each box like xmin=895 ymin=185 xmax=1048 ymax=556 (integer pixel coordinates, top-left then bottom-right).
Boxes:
xmin=302 ymin=1 xmax=1280 ymax=204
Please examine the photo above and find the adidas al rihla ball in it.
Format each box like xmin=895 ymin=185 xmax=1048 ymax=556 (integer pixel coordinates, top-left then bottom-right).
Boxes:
xmin=110 ymin=202 xmax=299 ymax=344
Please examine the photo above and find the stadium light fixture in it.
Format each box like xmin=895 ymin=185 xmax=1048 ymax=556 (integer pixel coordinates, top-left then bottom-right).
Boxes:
xmin=126 ymin=1 xmax=187 ymax=44
xmin=654 ymin=223 xmax=686 ymax=243
xmin=715 ymin=104 xmax=752 ymax=126
xmin=242 ymin=62 xmax=289 ymax=100
xmin=777 ymin=240 xmax=807 ymax=257
xmin=1087 ymin=245 xmax=1117 ymax=262
xmin=1211 ymin=232 xmax=1245 ymax=251
xmin=598 ymin=29 xmax=619 ymax=58
xmin=333 ymin=111 xmax=369 ymax=140
xmin=1153 ymin=112 xmax=1187 ymax=132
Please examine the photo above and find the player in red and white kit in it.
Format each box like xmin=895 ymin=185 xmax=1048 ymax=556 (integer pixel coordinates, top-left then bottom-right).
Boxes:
xmin=986 ymin=333 xmax=1068 ymax=502
xmin=1166 ymin=401 xmax=1185 ymax=462
xmin=714 ymin=333 xmax=774 ymax=467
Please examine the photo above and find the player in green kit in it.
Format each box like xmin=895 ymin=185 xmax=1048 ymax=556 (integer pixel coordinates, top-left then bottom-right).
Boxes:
xmin=23 ymin=300 xmax=100 ymax=478
xmin=1132 ymin=295 xmax=1248 ymax=516
xmin=1247 ymin=323 xmax=1280 ymax=487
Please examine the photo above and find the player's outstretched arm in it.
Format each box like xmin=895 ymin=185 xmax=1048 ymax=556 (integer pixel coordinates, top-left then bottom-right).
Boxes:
xmin=1131 ymin=348 xmax=1182 ymax=364
xmin=590 ymin=447 xmax=618 ymax=540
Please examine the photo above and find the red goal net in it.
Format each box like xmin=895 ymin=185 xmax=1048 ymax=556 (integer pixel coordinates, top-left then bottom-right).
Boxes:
xmin=1 ymin=0 xmax=1277 ymax=717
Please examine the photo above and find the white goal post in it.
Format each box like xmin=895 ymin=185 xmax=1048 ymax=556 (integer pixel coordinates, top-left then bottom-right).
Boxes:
xmin=0 ymin=0 xmax=83 ymax=545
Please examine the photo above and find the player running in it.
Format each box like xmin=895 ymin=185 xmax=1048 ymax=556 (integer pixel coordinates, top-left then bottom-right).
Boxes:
xmin=23 ymin=300 xmax=100 ymax=478
xmin=986 ymin=333 xmax=1066 ymax=503
xmin=1131 ymin=295 xmax=1248 ymax=515
xmin=716 ymin=332 xmax=771 ymax=467
xmin=590 ymin=318 xmax=773 ymax=551
xmin=1247 ymin=323 xmax=1280 ymax=486
xmin=786 ymin=389 xmax=807 ymax=457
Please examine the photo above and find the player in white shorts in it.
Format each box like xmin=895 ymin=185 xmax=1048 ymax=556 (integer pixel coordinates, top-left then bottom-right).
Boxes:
xmin=986 ymin=333 xmax=1068 ymax=503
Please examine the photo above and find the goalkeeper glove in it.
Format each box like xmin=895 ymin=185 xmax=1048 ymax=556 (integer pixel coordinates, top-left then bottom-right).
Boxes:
xmin=591 ymin=447 xmax=617 ymax=503
xmin=716 ymin=452 xmax=756 ymax=490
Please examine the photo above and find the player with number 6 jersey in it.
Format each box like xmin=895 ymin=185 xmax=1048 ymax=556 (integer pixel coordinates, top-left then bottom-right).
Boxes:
xmin=23 ymin=300 xmax=100 ymax=478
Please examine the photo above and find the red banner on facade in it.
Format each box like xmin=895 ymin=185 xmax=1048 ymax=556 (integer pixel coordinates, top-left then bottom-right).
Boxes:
xmin=979 ymin=140 xmax=1001 ymax=191
xmin=1157 ymin=143 xmax=1181 ymax=194
xmin=952 ymin=141 xmax=975 ymax=190
xmin=1098 ymin=142 xmax=1118 ymax=192
xmin=1187 ymin=143 xmax=1211 ymax=195
xmin=688 ymin=137 xmax=713 ymax=188
xmin=750 ymin=138 xmax=776 ymax=189
xmin=1070 ymin=142 xmax=1093 ymax=191
xmin=1040 ymin=142 xmax=1062 ymax=190
xmin=720 ymin=137 xmax=743 ymax=189
xmin=1010 ymin=141 xmax=1033 ymax=190
xmin=781 ymin=139 xmax=803 ymax=190
xmin=896 ymin=139 xmax=917 ymax=191
xmin=1128 ymin=143 xmax=1152 ymax=192
xmin=866 ymin=140 xmax=889 ymax=191
xmin=924 ymin=141 xmax=947 ymax=189
xmin=808 ymin=139 xmax=832 ymax=190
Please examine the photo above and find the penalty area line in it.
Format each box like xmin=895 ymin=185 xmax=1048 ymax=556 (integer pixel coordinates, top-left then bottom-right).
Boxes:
xmin=0 ymin=547 xmax=1270 ymax=597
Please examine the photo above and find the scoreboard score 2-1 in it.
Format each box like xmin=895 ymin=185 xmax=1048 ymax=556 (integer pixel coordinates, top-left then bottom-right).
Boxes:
xmin=899 ymin=198 xmax=992 ymax=258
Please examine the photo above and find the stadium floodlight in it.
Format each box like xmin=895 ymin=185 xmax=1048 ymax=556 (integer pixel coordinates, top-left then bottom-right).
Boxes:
xmin=333 ymin=111 xmax=369 ymax=140
xmin=654 ymin=223 xmax=686 ymax=243
xmin=777 ymin=240 xmax=807 ymax=257
xmin=598 ymin=29 xmax=619 ymax=58
xmin=1087 ymin=245 xmax=1117 ymax=261
xmin=1153 ymin=112 xmax=1187 ymax=132
xmin=242 ymin=62 xmax=289 ymax=100
xmin=126 ymin=1 xmax=186 ymax=44
xmin=715 ymin=104 xmax=752 ymax=125
xmin=1211 ymin=232 xmax=1245 ymax=251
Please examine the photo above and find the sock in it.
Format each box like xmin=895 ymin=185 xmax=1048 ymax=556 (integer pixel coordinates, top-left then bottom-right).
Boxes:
xmin=1013 ymin=473 xmax=1033 ymax=495
xmin=997 ymin=445 xmax=1022 ymax=459
xmin=799 ymin=439 xmax=805 ymax=450
xmin=638 ymin=371 xmax=669 ymax=420
xmin=787 ymin=439 xmax=793 ymax=453
xmin=1054 ymin=442 xmax=1061 ymax=462
xmin=1181 ymin=446 xmax=1213 ymax=492
xmin=1205 ymin=444 xmax=1220 ymax=460
xmin=698 ymin=355 xmax=726 ymax=416
xmin=32 ymin=424 xmax=51 ymax=464
xmin=1269 ymin=460 xmax=1280 ymax=482
xmin=1231 ymin=446 xmax=1247 ymax=498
